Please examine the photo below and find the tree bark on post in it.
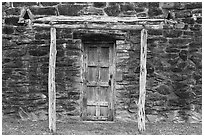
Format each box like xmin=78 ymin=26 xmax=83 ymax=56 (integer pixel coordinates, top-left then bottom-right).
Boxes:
xmin=138 ymin=29 xmax=147 ymax=133
xmin=48 ymin=27 xmax=57 ymax=133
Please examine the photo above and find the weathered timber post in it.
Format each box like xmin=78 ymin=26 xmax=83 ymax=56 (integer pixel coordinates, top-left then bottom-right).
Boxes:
xmin=48 ymin=27 xmax=57 ymax=133
xmin=138 ymin=29 xmax=147 ymax=133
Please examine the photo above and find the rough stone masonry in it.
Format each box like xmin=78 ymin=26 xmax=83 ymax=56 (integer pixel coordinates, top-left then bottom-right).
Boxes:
xmin=2 ymin=2 xmax=202 ymax=123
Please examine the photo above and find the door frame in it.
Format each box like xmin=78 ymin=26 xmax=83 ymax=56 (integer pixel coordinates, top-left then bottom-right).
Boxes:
xmin=80 ymin=40 xmax=116 ymax=121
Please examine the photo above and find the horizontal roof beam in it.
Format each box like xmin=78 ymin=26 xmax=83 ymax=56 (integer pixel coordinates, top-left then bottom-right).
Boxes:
xmin=33 ymin=23 xmax=163 ymax=30
xmin=33 ymin=15 xmax=166 ymax=24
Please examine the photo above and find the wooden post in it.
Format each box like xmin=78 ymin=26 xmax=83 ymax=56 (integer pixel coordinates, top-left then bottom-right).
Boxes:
xmin=138 ymin=29 xmax=147 ymax=133
xmin=48 ymin=27 xmax=57 ymax=133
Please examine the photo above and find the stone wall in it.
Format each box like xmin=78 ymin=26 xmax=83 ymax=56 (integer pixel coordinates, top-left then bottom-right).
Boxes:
xmin=2 ymin=2 xmax=202 ymax=122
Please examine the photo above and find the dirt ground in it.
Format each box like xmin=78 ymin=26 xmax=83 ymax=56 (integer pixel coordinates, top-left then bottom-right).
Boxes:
xmin=2 ymin=116 xmax=202 ymax=135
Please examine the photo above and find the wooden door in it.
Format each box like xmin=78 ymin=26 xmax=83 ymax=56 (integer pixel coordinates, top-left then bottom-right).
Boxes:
xmin=82 ymin=41 xmax=115 ymax=121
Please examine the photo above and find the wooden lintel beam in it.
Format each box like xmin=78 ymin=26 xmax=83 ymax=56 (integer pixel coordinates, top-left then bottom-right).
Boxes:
xmin=33 ymin=23 xmax=163 ymax=30
xmin=34 ymin=15 xmax=166 ymax=23
xmin=48 ymin=27 xmax=57 ymax=133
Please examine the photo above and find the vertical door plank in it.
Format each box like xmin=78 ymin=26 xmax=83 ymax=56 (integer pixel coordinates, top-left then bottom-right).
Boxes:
xmin=82 ymin=45 xmax=88 ymax=120
xmin=95 ymin=46 xmax=100 ymax=118
xmin=110 ymin=43 xmax=116 ymax=121
xmin=99 ymin=45 xmax=110 ymax=118
xmin=138 ymin=29 xmax=147 ymax=132
xmin=85 ymin=44 xmax=100 ymax=119
xmin=80 ymin=40 xmax=84 ymax=120
xmin=48 ymin=27 xmax=57 ymax=133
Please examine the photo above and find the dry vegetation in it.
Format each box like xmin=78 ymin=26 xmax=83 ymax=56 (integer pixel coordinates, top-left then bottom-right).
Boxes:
xmin=2 ymin=116 xmax=202 ymax=135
